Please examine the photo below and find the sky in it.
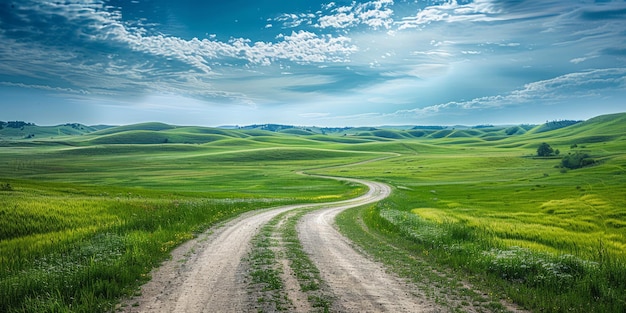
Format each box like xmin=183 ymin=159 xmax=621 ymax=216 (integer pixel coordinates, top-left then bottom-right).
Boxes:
xmin=1 ymin=0 xmax=625 ymax=127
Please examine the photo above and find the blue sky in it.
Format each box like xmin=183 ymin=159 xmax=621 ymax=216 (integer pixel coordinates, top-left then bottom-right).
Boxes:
xmin=1 ymin=0 xmax=625 ymax=126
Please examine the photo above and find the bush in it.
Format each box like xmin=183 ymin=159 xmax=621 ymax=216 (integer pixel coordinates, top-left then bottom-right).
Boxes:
xmin=0 ymin=183 xmax=12 ymax=191
xmin=561 ymin=152 xmax=595 ymax=169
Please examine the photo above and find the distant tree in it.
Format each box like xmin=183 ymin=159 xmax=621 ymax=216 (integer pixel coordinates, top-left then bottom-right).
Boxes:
xmin=7 ymin=121 xmax=34 ymax=128
xmin=561 ymin=152 xmax=595 ymax=169
xmin=537 ymin=142 xmax=554 ymax=157
xmin=536 ymin=120 xmax=582 ymax=133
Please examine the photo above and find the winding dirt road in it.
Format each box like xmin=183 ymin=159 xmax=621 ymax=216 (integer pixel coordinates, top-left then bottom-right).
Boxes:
xmin=121 ymin=177 xmax=438 ymax=312
xmin=298 ymin=179 xmax=438 ymax=312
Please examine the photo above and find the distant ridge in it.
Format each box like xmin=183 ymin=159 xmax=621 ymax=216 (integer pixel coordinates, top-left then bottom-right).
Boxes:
xmin=0 ymin=122 xmax=101 ymax=139
xmin=1 ymin=112 xmax=623 ymax=144
xmin=533 ymin=120 xmax=582 ymax=133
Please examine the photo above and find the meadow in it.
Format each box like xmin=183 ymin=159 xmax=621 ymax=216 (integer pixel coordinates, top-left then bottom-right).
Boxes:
xmin=325 ymin=114 xmax=626 ymax=312
xmin=0 ymin=129 xmax=369 ymax=312
xmin=1 ymin=113 xmax=625 ymax=312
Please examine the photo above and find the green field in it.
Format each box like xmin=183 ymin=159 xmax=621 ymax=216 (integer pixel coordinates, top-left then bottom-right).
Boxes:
xmin=1 ymin=113 xmax=625 ymax=312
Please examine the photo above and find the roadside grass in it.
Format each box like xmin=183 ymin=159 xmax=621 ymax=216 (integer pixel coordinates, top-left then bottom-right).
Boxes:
xmin=0 ymin=187 xmax=289 ymax=312
xmin=362 ymin=198 xmax=626 ymax=312
xmin=335 ymin=204 xmax=510 ymax=313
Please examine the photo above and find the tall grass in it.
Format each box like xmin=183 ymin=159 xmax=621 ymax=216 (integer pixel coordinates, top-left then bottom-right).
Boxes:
xmin=355 ymin=191 xmax=626 ymax=312
xmin=0 ymin=188 xmax=291 ymax=312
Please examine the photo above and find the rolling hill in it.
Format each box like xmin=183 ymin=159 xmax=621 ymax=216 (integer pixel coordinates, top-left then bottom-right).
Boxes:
xmin=1 ymin=112 xmax=623 ymax=147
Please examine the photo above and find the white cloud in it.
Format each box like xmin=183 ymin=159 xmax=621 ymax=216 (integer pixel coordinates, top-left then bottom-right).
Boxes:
xmin=274 ymin=13 xmax=316 ymax=28
xmin=397 ymin=0 xmax=501 ymax=30
xmin=317 ymin=12 xmax=358 ymax=29
xmin=316 ymin=0 xmax=394 ymax=30
xmin=20 ymin=1 xmax=357 ymax=74
xmin=322 ymin=2 xmax=336 ymax=11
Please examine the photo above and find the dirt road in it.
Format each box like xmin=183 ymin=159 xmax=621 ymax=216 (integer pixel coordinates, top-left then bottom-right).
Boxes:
xmin=121 ymin=177 xmax=437 ymax=312
xmin=298 ymin=180 xmax=438 ymax=312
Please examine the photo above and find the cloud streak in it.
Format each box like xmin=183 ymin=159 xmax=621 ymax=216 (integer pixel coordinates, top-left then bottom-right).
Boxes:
xmin=393 ymin=68 xmax=626 ymax=117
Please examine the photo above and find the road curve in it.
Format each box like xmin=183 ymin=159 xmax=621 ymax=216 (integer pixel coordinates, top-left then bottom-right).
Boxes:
xmin=121 ymin=176 xmax=433 ymax=312
xmin=298 ymin=179 xmax=438 ymax=312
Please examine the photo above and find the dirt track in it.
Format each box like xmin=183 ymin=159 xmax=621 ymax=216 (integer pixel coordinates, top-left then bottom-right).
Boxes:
xmin=298 ymin=180 xmax=438 ymax=312
xmin=120 ymin=177 xmax=438 ymax=312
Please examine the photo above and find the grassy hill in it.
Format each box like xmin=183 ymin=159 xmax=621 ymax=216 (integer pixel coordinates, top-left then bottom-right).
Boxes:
xmin=0 ymin=122 xmax=102 ymax=139
xmin=89 ymin=122 xmax=175 ymax=135
xmin=4 ymin=113 xmax=622 ymax=146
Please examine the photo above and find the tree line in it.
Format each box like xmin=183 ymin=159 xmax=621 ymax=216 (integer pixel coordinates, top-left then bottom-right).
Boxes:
xmin=0 ymin=121 xmax=35 ymax=129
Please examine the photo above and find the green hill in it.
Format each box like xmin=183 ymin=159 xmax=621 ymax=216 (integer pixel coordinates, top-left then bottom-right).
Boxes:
xmin=169 ymin=126 xmax=248 ymax=138
xmin=90 ymin=122 xmax=175 ymax=135
xmin=0 ymin=122 xmax=98 ymax=139
xmin=89 ymin=130 xmax=231 ymax=145
xmin=551 ymin=112 xmax=626 ymax=143
xmin=509 ymin=112 xmax=626 ymax=147
xmin=1 ymin=113 xmax=624 ymax=148
xmin=278 ymin=128 xmax=316 ymax=136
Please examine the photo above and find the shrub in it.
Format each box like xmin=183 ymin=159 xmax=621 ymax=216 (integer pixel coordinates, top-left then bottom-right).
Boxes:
xmin=561 ymin=152 xmax=595 ymax=169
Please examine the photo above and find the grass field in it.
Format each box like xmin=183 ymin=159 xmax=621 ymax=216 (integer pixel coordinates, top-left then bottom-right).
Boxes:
xmin=1 ymin=113 xmax=625 ymax=312
xmin=325 ymin=114 xmax=626 ymax=312
xmin=0 ymin=132 xmax=369 ymax=312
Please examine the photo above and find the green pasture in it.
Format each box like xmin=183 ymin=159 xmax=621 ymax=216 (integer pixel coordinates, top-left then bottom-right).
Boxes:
xmin=0 ymin=137 xmax=368 ymax=312
xmin=324 ymin=114 xmax=626 ymax=312
xmin=0 ymin=112 xmax=625 ymax=312
xmin=321 ymin=126 xmax=626 ymax=259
